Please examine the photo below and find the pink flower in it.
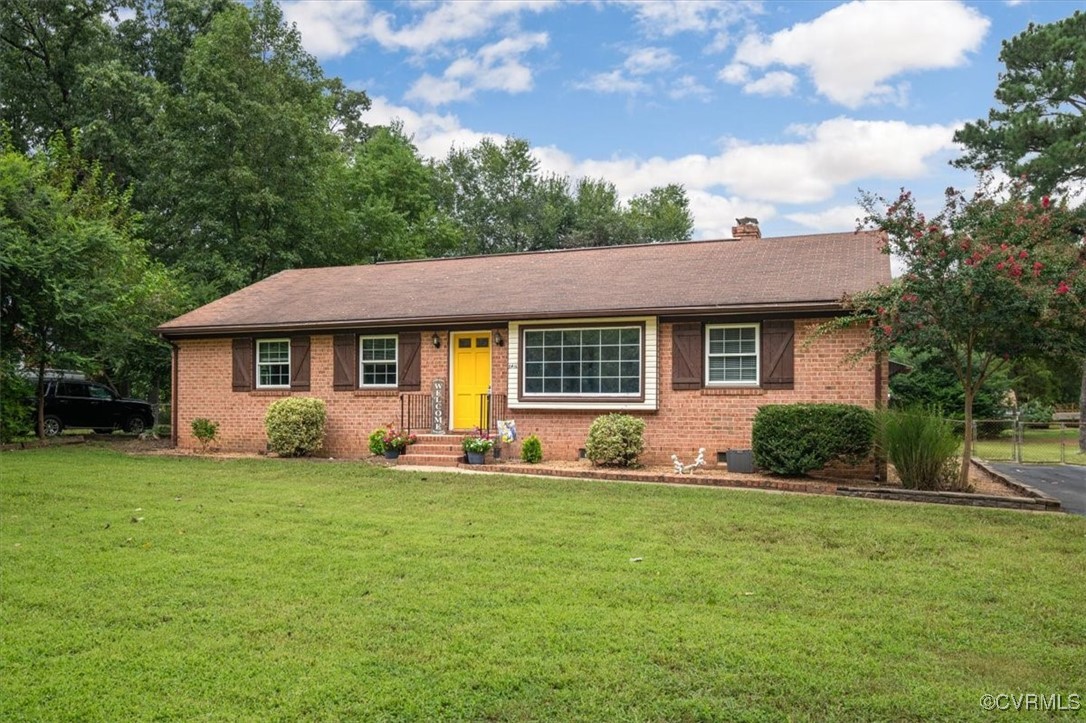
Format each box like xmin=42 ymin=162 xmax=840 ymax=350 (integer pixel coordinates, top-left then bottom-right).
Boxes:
xmin=1057 ymin=281 xmax=1070 ymax=295
xmin=1042 ymin=196 xmax=1051 ymax=208
xmin=881 ymin=325 xmax=893 ymax=336
xmin=1019 ymin=250 xmax=1029 ymax=260
xmin=996 ymin=262 xmax=1005 ymax=270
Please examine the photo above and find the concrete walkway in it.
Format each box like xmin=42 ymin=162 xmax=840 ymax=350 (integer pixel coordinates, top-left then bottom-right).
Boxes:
xmin=989 ymin=463 xmax=1086 ymax=516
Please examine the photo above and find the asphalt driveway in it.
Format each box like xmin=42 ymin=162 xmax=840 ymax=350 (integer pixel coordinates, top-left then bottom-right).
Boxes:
xmin=989 ymin=463 xmax=1086 ymax=516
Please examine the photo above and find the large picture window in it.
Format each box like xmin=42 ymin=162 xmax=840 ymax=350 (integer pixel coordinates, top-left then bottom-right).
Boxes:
xmin=522 ymin=326 xmax=642 ymax=397
xmin=706 ymin=324 xmax=759 ymax=385
xmin=256 ymin=339 xmax=290 ymax=388
xmin=360 ymin=335 xmax=398 ymax=387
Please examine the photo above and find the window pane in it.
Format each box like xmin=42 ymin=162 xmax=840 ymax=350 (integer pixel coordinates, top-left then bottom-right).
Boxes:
xmin=706 ymin=325 xmax=758 ymax=385
xmin=457 ymin=338 xmax=471 ymax=348
xmin=360 ymin=337 xmax=397 ymax=386
xmin=524 ymin=331 xmax=543 ymax=348
xmin=521 ymin=326 xmax=641 ymax=396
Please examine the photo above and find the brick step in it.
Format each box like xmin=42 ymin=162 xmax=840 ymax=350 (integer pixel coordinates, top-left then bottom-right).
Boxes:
xmin=396 ymin=453 xmax=464 ymax=467
xmin=409 ymin=443 xmax=464 ymax=455
xmin=411 ymin=433 xmax=466 ymax=443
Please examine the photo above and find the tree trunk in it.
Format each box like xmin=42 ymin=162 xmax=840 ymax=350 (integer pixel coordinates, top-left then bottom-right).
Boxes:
xmin=959 ymin=386 xmax=974 ymax=491
xmin=1079 ymin=358 xmax=1085 ymax=453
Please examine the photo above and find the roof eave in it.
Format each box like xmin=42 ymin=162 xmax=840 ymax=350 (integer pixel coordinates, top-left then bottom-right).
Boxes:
xmin=155 ymin=300 xmax=849 ymax=339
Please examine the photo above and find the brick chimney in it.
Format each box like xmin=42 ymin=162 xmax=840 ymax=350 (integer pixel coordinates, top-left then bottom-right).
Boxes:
xmin=732 ymin=217 xmax=761 ymax=240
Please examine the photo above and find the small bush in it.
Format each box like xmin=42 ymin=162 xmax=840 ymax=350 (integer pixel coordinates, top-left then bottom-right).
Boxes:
xmin=191 ymin=418 xmax=219 ymax=450
xmin=264 ymin=397 xmax=326 ymax=457
xmin=752 ymin=404 xmax=874 ymax=476
xmin=521 ymin=434 xmax=543 ymax=463
xmin=879 ymin=407 xmax=959 ymax=491
xmin=368 ymin=428 xmax=387 ymax=455
xmin=585 ymin=414 xmax=645 ymax=467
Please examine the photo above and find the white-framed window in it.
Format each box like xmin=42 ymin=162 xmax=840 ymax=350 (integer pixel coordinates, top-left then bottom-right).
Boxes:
xmin=706 ymin=324 xmax=759 ymax=385
xmin=256 ymin=339 xmax=290 ymax=388
xmin=360 ymin=335 xmax=398 ymax=387
xmin=522 ymin=326 xmax=642 ymax=397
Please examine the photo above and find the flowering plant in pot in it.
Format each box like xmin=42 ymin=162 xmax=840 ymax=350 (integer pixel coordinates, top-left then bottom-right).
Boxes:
xmin=461 ymin=428 xmax=493 ymax=464
xmin=373 ymin=424 xmax=417 ymax=458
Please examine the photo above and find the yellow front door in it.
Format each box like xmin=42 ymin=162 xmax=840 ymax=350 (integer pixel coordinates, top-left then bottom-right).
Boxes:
xmin=452 ymin=332 xmax=492 ymax=430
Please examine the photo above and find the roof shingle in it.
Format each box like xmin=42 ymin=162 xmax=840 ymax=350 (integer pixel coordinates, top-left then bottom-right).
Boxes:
xmin=158 ymin=232 xmax=890 ymax=335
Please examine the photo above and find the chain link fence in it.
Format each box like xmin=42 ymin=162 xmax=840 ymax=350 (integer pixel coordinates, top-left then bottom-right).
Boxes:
xmin=949 ymin=419 xmax=1085 ymax=465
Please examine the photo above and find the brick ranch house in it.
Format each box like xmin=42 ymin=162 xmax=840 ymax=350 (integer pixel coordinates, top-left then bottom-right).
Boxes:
xmin=157 ymin=220 xmax=891 ymax=466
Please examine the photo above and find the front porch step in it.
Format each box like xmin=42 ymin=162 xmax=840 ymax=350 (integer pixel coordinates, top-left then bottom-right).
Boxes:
xmin=396 ymin=452 xmax=464 ymax=467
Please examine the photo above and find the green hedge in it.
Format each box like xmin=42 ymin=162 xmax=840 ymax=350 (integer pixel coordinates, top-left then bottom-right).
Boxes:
xmin=752 ymin=404 xmax=874 ymax=476
xmin=264 ymin=397 xmax=326 ymax=457
xmin=585 ymin=414 xmax=645 ymax=467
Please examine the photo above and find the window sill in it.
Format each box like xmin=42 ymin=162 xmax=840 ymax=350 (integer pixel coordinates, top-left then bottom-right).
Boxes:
xmin=250 ymin=389 xmax=291 ymax=397
xmin=701 ymin=387 xmax=766 ymax=396
xmin=353 ymin=389 xmax=398 ymax=397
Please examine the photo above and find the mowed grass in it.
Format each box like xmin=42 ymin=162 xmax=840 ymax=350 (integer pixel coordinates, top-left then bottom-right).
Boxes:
xmin=972 ymin=426 xmax=1086 ymax=465
xmin=2 ymin=447 xmax=1085 ymax=721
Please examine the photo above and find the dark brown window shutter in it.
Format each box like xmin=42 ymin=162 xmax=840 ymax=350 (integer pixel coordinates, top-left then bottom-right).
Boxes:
xmin=398 ymin=332 xmax=421 ymax=391
xmin=232 ymin=338 xmax=253 ymax=392
xmin=761 ymin=320 xmax=795 ymax=390
xmin=290 ymin=336 xmax=311 ymax=391
xmin=333 ymin=334 xmax=357 ymax=390
xmin=672 ymin=322 xmax=703 ymax=390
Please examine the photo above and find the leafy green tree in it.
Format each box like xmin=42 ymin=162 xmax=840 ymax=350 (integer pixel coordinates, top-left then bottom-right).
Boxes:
xmin=953 ymin=11 xmax=1086 ymax=450
xmin=344 ymin=126 xmax=461 ymax=262
xmin=0 ymin=0 xmax=118 ymax=151
xmin=889 ymin=347 xmax=1011 ymax=420
xmin=0 ymin=134 xmax=179 ymax=436
xmin=628 ymin=183 xmax=694 ymax=242
xmin=145 ymin=0 xmax=363 ymax=300
xmin=829 ymin=180 xmax=1085 ymax=488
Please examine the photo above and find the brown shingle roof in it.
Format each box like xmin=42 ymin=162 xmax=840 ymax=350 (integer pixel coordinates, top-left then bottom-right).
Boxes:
xmin=157 ymin=232 xmax=890 ymax=336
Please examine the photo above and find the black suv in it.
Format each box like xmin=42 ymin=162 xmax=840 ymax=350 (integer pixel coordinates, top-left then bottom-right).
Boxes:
xmin=38 ymin=379 xmax=156 ymax=437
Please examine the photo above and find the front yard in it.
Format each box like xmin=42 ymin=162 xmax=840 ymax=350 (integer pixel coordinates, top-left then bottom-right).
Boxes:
xmin=2 ymin=445 xmax=1084 ymax=720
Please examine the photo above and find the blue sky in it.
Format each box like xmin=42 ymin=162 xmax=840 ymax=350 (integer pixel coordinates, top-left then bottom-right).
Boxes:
xmin=281 ymin=0 xmax=1082 ymax=240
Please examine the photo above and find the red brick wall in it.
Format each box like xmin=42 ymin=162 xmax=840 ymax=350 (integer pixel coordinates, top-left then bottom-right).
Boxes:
xmin=493 ymin=319 xmax=883 ymax=465
xmin=175 ymin=320 xmax=883 ymax=463
xmin=175 ymin=332 xmax=451 ymax=456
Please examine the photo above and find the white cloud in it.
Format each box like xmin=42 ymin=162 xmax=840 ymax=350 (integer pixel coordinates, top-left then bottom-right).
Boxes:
xmin=370 ymin=98 xmax=958 ymax=235
xmin=573 ymin=70 xmax=650 ymax=95
xmin=733 ymin=0 xmax=989 ymax=107
xmin=621 ymin=0 xmax=763 ymax=50
xmin=668 ymin=75 xmax=712 ymax=101
xmin=742 ymin=71 xmax=797 ymax=97
xmin=281 ymin=1 xmax=374 ymax=59
xmin=366 ymin=96 xmax=499 ymax=157
xmin=717 ymin=62 xmax=750 ymax=84
xmin=624 ymin=47 xmax=678 ymax=75
xmin=785 ymin=204 xmax=865 ymax=232
xmin=405 ymin=32 xmax=548 ymax=105
xmin=281 ymin=0 xmax=557 ymax=58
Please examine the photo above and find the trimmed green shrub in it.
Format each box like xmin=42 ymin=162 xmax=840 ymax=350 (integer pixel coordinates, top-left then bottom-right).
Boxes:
xmin=521 ymin=434 xmax=543 ymax=463
xmin=191 ymin=418 xmax=219 ymax=450
xmin=585 ymin=414 xmax=645 ymax=467
xmin=264 ymin=397 xmax=326 ymax=457
xmin=752 ymin=404 xmax=874 ymax=476
xmin=879 ymin=407 xmax=959 ymax=491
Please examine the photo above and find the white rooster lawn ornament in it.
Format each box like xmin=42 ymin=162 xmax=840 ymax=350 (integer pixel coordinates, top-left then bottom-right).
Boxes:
xmin=671 ymin=448 xmax=706 ymax=475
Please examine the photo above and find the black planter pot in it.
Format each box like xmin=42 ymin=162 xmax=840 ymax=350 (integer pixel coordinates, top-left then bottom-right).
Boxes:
xmin=384 ymin=449 xmax=401 ymax=460
xmin=466 ymin=451 xmax=485 ymax=465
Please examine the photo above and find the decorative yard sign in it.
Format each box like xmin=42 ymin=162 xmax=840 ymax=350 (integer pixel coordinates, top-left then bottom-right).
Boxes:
xmin=431 ymin=379 xmax=446 ymax=434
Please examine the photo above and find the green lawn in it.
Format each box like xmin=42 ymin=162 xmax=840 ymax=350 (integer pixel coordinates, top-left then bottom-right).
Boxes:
xmin=3 ymin=446 xmax=1085 ymax=721
xmin=972 ymin=426 xmax=1086 ymax=465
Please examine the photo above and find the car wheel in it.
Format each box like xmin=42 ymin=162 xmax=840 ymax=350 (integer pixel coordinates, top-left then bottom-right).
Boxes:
xmin=43 ymin=416 xmax=63 ymax=437
xmin=125 ymin=416 xmax=146 ymax=435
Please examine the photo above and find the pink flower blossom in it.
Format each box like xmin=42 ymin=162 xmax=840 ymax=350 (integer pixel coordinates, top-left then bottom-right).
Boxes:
xmin=1042 ymin=196 xmax=1051 ymax=208
xmin=1057 ymin=281 xmax=1070 ymax=295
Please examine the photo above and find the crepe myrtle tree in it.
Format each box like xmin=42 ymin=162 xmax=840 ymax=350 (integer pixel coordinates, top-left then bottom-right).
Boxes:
xmin=827 ymin=178 xmax=1085 ymax=489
